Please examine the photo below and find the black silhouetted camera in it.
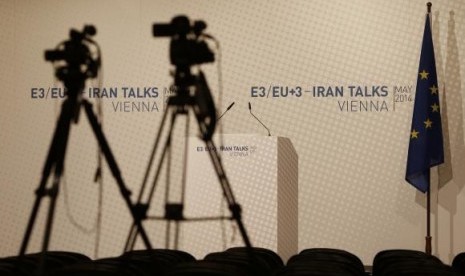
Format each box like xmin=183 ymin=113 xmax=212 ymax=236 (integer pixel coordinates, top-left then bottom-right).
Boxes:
xmin=45 ymin=25 xmax=99 ymax=80
xmin=153 ymin=15 xmax=214 ymax=67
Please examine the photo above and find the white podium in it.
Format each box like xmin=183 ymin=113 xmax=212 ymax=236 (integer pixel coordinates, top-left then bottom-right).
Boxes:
xmin=181 ymin=135 xmax=298 ymax=262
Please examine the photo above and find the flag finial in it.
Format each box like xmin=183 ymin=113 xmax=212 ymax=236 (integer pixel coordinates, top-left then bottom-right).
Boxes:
xmin=427 ymin=2 xmax=432 ymax=13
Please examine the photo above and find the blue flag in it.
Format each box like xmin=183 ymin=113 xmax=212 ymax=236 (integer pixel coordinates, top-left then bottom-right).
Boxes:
xmin=405 ymin=13 xmax=444 ymax=193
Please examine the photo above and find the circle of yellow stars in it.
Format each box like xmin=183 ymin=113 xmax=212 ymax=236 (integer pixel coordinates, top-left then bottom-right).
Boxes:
xmin=410 ymin=69 xmax=440 ymax=140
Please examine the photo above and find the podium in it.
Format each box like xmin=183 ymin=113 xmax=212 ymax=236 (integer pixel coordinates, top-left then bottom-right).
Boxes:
xmin=181 ymin=135 xmax=298 ymax=261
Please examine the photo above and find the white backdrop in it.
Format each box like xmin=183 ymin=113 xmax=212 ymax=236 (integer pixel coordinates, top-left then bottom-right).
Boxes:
xmin=0 ymin=0 xmax=464 ymax=265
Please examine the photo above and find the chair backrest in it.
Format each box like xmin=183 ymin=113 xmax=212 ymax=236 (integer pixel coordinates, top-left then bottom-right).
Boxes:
xmin=373 ymin=249 xmax=460 ymax=276
xmin=0 ymin=251 xmax=92 ymax=276
xmin=452 ymin=252 xmax=465 ymax=275
xmin=164 ymin=260 xmax=253 ymax=276
xmin=286 ymin=248 xmax=366 ymax=276
xmin=226 ymin=246 xmax=284 ymax=270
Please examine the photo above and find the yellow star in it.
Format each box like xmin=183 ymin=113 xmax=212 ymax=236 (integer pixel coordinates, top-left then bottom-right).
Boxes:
xmin=419 ymin=70 xmax=429 ymax=80
xmin=424 ymin=118 xmax=433 ymax=128
xmin=411 ymin=129 xmax=419 ymax=139
xmin=429 ymin=85 xmax=438 ymax=95
xmin=431 ymin=103 xmax=440 ymax=112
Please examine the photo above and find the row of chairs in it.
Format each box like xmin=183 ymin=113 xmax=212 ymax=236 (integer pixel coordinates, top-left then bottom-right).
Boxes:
xmin=0 ymin=249 xmax=195 ymax=276
xmin=1 ymin=248 xmax=465 ymax=275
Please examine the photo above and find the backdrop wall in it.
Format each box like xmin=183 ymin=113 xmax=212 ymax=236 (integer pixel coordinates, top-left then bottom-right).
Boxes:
xmin=0 ymin=0 xmax=464 ymax=265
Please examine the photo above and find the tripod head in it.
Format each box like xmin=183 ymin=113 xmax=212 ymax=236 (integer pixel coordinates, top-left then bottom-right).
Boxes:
xmin=153 ymin=16 xmax=217 ymax=140
xmin=45 ymin=25 xmax=100 ymax=98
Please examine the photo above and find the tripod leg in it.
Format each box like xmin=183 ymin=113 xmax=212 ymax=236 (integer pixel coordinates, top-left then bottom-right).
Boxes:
xmin=125 ymin=106 xmax=176 ymax=251
xmin=124 ymin=224 xmax=138 ymax=252
xmin=204 ymin=139 xmax=253 ymax=249
xmin=173 ymin=110 xmax=190 ymax=250
xmin=82 ymin=100 xmax=152 ymax=249
xmin=136 ymin=102 xmax=170 ymax=203
xmin=165 ymin=220 xmax=171 ymax=249
xmin=37 ymin=172 xmax=63 ymax=275
xmin=147 ymin=110 xmax=178 ymax=205
xmin=19 ymin=99 xmax=74 ymax=256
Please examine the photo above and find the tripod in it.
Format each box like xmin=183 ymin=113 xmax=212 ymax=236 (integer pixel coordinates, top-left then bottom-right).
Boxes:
xmin=124 ymin=67 xmax=253 ymax=251
xmin=19 ymin=27 xmax=153 ymax=273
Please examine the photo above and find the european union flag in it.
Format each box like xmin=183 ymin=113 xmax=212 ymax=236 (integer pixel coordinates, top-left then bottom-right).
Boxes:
xmin=405 ymin=12 xmax=444 ymax=193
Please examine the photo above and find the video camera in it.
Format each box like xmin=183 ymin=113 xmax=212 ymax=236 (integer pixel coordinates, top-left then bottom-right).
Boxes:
xmin=153 ymin=15 xmax=214 ymax=67
xmin=45 ymin=25 xmax=99 ymax=80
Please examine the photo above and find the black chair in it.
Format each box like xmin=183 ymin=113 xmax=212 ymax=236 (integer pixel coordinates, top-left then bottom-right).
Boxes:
xmin=299 ymin=248 xmax=365 ymax=273
xmin=49 ymin=261 xmax=139 ymax=276
xmin=373 ymin=249 xmax=460 ymax=276
xmin=120 ymin=249 xmax=196 ymax=275
xmin=285 ymin=248 xmax=366 ymax=276
xmin=0 ymin=256 xmax=38 ymax=276
xmin=380 ymin=262 xmax=459 ymax=276
xmin=452 ymin=252 xmax=465 ymax=275
xmin=276 ymin=263 xmax=360 ymax=276
xmin=226 ymin=246 xmax=284 ymax=271
xmin=0 ymin=261 xmax=30 ymax=276
xmin=0 ymin=251 xmax=91 ymax=276
xmin=164 ymin=260 xmax=252 ymax=276
xmin=204 ymin=251 xmax=273 ymax=275
xmin=122 ymin=249 xmax=196 ymax=264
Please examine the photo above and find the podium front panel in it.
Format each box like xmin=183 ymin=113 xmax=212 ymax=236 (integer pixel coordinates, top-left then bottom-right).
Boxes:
xmin=182 ymin=135 xmax=298 ymax=261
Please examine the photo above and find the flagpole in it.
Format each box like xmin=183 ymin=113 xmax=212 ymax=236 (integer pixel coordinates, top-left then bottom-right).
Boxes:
xmin=426 ymin=185 xmax=432 ymax=255
xmin=425 ymin=1 xmax=433 ymax=256
xmin=407 ymin=0 xmax=442 ymax=257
